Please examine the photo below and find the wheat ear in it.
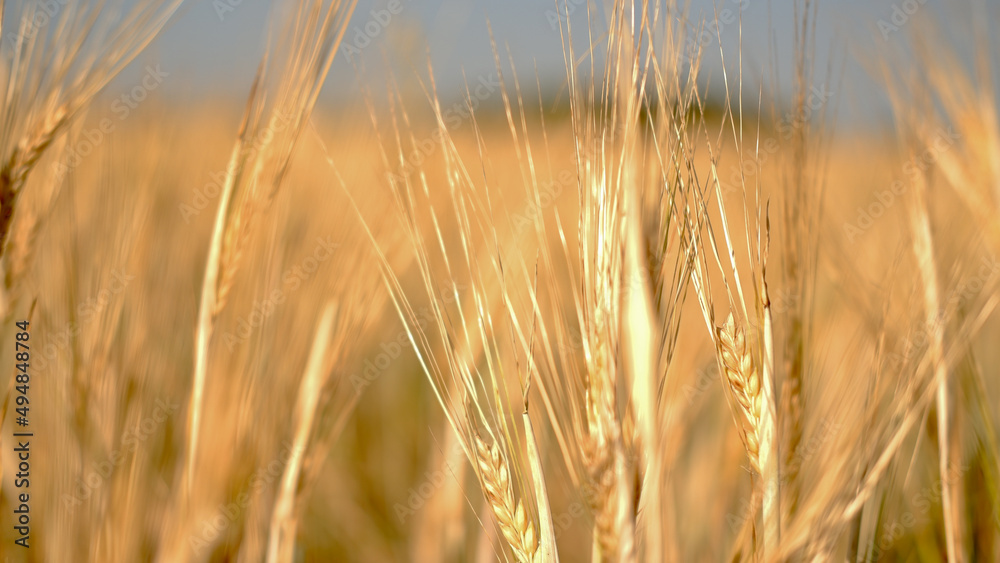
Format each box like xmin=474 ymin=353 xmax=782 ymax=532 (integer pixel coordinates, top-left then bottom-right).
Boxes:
xmin=582 ymin=426 xmax=621 ymax=562
xmin=719 ymin=312 xmax=779 ymax=554
xmin=474 ymin=434 xmax=539 ymax=563
xmin=719 ymin=314 xmax=765 ymax=473
xmin=580 ymin=336 xmax=636 ymax=563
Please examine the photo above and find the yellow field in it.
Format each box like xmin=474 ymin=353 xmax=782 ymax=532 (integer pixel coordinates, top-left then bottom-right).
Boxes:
xmin=1 ymin=1 xmax=999 ymax=562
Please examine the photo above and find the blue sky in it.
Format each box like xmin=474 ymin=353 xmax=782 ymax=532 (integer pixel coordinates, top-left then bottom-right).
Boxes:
xmin=86 ymin=0 xmax=998 ymax=130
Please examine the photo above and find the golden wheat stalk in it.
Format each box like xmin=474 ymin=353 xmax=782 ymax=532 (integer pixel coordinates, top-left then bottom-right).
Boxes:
xmin=183 ymin=125 xmax=244 ymax=498
xmin=579 ymin=325 xmax=637 ymax=563
xmin=266 ymin=302 xmax=338 ymax=563
xmin=523 ymin=410 xmax=559 ymax=563
xmin=622 ymin=163 xmax=664 ymax=562
xmin=908 ymin=173 xmax=963 ymax=563
xmin=585 ymin=440 xmax=633 ymax=562
xmin=179 ymin=0 xmax=358 ymax=500
xmin=760 ymin=276 xmax=781 ymax=555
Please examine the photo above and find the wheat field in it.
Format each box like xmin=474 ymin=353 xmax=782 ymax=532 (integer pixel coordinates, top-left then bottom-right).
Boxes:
xmin=0 ymin=0 xmax=998 ymax=561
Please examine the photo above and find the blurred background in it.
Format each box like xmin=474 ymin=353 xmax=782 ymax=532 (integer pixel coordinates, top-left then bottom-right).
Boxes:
xmin=2 ymin=0 xmax=999 ymax=561
xmin=109 ymin=0 xmax=998 ymax=130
